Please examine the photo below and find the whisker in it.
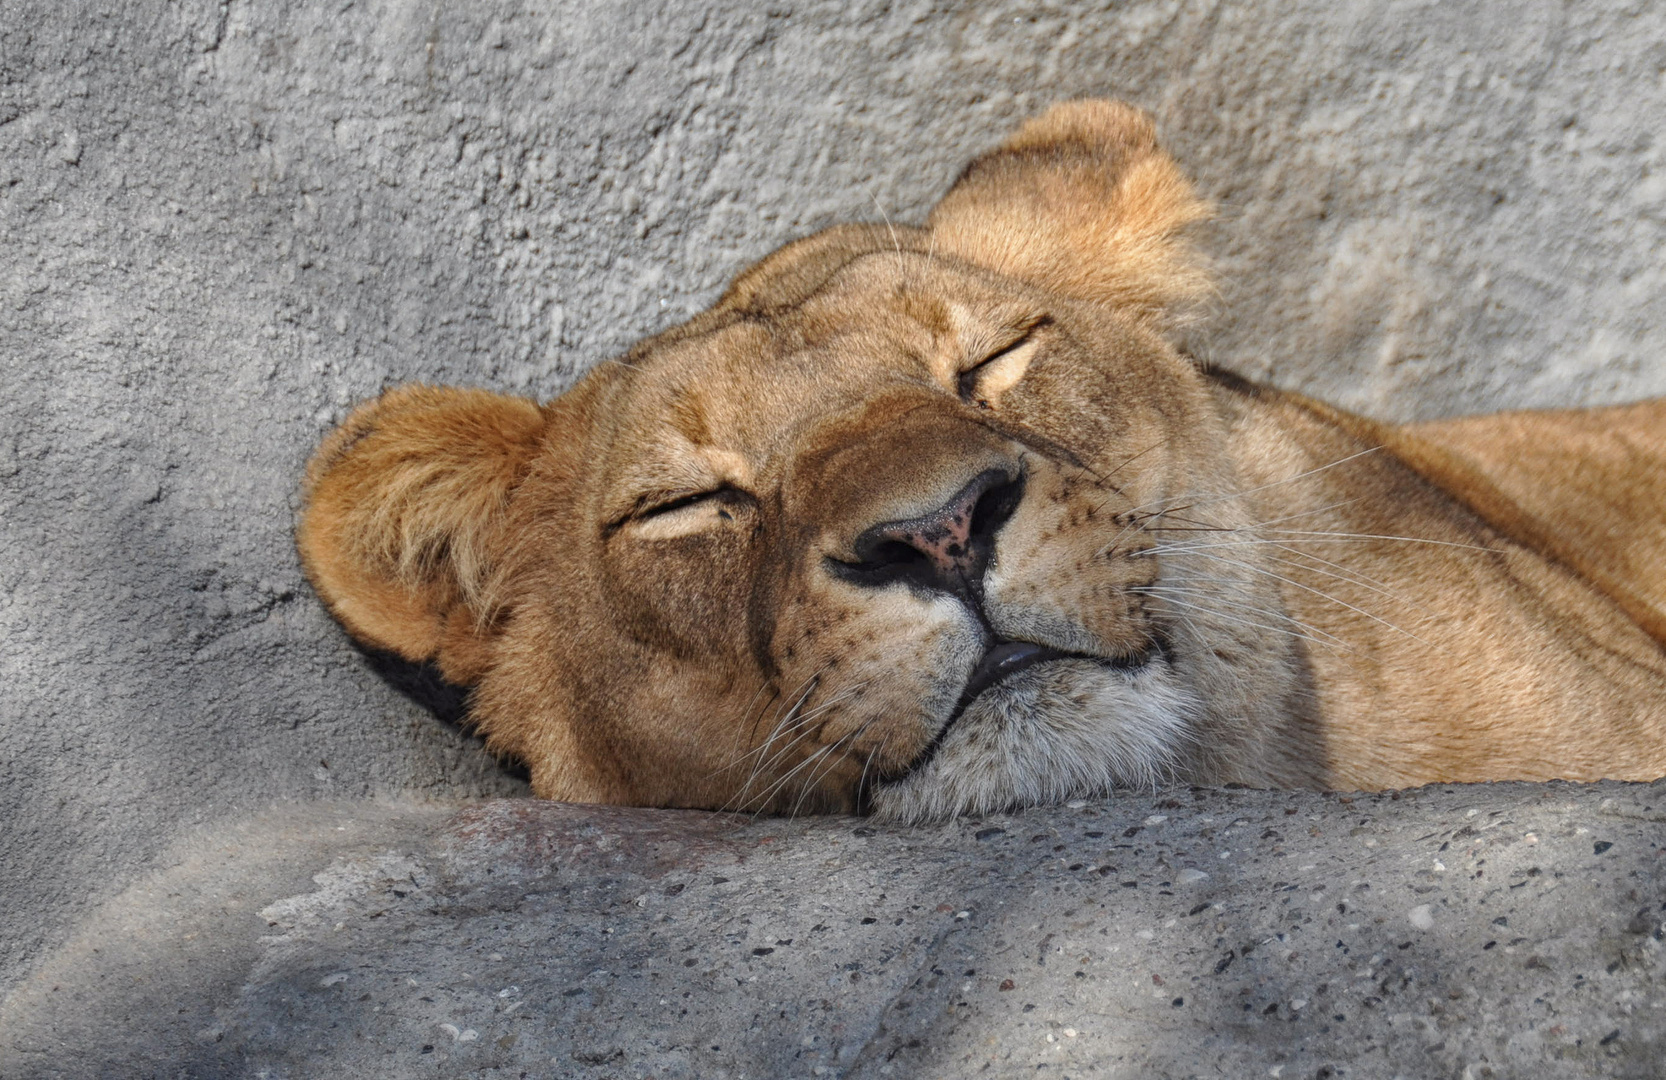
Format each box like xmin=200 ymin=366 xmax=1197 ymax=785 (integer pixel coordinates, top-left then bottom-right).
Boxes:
xmin=728 ymin=678 xmax=873 ymax=814
xmin=722 ymin=669 xmax=826 ymax=812
xmin=790 ymin=713 xmax=878 ymax=819
xmin=1121 ymin=495 xmax=1369 ymax=544
xmin=1138 ymin=577 xmax=1361 ymax=647
xmin=1106 ymin=448 xmax=1385 ymax=552
xmin=736 ymin=679 xmax=778 ymax=756
xmin=855 ymin=722 xmax=898 ymax=814
xmin=753 ymin=720 xmax=866 ymax=819
xmin=1139 ymin=529 xmax=1491 ymax=558
xmin=696 ymin=680 xmax=783 ymax=791
xmin=747 ymin=682 xmax=863 ymax=784
xmin=744 ymin=673 xmax=818 ymax=769
xmin=1259 ymin=544 xmax=1436 ymax=617
xmin=1260 ymin=529 xmax=1494 ymax=552
xmin=1135 ymin=583 xmax=1351 ymax=644
xmin=787 ymin=743 xmax=842 ymax=820
xmin=1157 ymin=446 xmax=1384 ymax=516
xmin=1162 ymin=548 xmax=1430 ymax=645
xmin=1249 ymin=496 xmax=1371 ymax=529
xmin=855 ymin=744 xmax=880 ymax=814
xmin=1080 ymin=438 xmax=1170 ymax=517
xmin=1134 ymin=587 xmax=1356 ymax=653
xmin=863 ymin=184 xmax=904 ymax=262
xmin=1102 ymin=438 xmax=1169 ymax=483
xmin=751 ymin=743 xmax=836 ymax=819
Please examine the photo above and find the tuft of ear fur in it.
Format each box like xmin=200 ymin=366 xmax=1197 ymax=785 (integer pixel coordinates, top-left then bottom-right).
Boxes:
xmin=927 ymin=99 xmax=1211 ymax=327
xmin=297 ymin=385 xmax=545 ymax=680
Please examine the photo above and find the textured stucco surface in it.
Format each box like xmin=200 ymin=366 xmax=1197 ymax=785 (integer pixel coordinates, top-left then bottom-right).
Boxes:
xmin=3 ymin=0 xmax=1666 ymax=1061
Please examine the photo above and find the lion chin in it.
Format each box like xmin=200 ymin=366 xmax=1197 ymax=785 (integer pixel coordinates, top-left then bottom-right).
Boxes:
xmin=297 ymin=99 xmax=1666 ymax=819
xmin=869 ymin=656 xmax=1200 ymax=823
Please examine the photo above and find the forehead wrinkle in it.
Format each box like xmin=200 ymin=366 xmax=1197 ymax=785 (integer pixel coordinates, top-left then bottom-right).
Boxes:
xmin=621 ymin=261 xmax=1000 ymax=496
xmin=790 ymin=259 xmax=1044 ymax=386
xmin=624 ymin=316 xmax=774 ymax=431
xmin=716 ymin=350 xmax=839 ymax=464
xmin=668 ymin=390 xmax=711 ymax=446
xmin=611 ymin=329 xmax=794 ymax=494
xmin=653 ymin=392 xmax=757 ymax=489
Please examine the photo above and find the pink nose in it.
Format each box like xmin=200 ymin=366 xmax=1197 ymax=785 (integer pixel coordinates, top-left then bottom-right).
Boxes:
xmin=871 ymin=498 xmax=982 ymax=579
xmin=832 ymin=468 xmax=1025 ymax=600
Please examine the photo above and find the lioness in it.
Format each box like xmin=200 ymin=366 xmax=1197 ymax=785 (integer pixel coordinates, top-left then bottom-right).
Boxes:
xmin=298 ymin=100 xmax=1666 ymax=820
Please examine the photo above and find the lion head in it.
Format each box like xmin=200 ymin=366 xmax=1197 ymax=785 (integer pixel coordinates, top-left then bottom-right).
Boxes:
xmin=298 ymin=101 xmax=1327 ymax=819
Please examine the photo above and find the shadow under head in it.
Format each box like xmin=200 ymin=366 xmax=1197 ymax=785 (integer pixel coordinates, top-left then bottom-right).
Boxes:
xmin=297 ymin=100 xmax=1666 ymax=820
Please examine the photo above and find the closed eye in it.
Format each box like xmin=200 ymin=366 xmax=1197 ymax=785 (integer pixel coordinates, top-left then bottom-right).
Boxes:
xmin=638 ymin=489 xmax=724 ymax=519
xmin=957 ymin=316 xmax=1050 ymax=408
xmin=616 ymin=485 xmax=753 ymax=541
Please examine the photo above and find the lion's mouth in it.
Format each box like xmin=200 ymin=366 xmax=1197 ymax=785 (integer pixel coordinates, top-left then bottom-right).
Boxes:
xmin=960 ymin=640 xmax=1075 ymax=703
xmin=864 ymin=637 xmax=1159 ymax=799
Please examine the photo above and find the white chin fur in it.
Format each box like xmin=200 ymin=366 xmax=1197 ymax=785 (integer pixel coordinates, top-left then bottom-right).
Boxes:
xmin=869 ymin=658 xmax=1198 ymax=823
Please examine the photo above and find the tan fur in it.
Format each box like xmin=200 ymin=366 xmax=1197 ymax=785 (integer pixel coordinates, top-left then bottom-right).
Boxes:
xmin=1404 ymin=402 xmax=1666 ymax=643
xmin=929 ymin=100 xmax=1213 ymax=327
xmin=297 ymin=101 xmax=1666 ymax=817
xmin=298 ymin=385 xmax=546 ymax=685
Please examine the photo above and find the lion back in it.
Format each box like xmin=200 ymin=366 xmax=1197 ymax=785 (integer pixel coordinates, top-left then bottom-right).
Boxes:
xmin=1403 ymin=399 xmax=1666 ymax=646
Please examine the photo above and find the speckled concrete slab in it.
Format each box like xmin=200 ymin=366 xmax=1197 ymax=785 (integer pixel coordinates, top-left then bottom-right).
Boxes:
xmin=3 ymin=783 xmax=1661 ymax=1078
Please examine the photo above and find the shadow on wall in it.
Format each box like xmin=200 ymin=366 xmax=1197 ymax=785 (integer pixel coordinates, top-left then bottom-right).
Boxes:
xmin=356 ymin=643 xmax=532 ymax=784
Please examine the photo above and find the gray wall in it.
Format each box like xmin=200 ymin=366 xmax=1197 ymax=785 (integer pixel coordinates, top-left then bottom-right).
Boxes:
xmin=3 ymin=0 xmax=1664 ymax=994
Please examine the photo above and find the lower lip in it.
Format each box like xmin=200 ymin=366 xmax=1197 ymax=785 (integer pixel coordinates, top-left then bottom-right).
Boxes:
xmin=959 ymin=640 xmax=1071 ymax=705
xmin=961 ymin=639 xmax=1155 ymax=706
xmin=874 ymin=641 xmax=1160 ymax=792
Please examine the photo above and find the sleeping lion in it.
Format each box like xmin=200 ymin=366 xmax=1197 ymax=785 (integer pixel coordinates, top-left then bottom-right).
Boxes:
xmin=298 ymin=100 xmax=1666 ymax=820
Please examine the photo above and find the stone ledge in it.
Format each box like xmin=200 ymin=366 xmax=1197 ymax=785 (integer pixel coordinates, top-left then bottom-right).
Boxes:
xmin=3 ymin=781 xmax=1662 ymax=1078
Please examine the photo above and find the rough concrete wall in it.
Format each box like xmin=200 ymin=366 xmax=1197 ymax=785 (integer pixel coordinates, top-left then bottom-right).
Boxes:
xmin=3 ymin=0 xmax=1665 ymax=996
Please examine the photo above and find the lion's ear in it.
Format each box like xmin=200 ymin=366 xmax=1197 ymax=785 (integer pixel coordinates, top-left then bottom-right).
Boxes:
xmin=927 ymin=99 xmax=1211 ymax=327
xmin=297 ymin=385 xmax=546 ymax=680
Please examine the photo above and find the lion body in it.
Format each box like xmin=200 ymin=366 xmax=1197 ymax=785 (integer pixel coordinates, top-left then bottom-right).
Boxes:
xmin=1213 ymin=383 xmax=1666 ymax=790
xmin=298 ymin=102 xmax=1666 ymax=819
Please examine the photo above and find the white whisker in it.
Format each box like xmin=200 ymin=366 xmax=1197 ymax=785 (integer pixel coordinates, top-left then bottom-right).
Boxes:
xmin=1163 ymin=548 xmax=1430 ymax=644
xmin=1261 ymin=529 xmax=1494 ymax=552
xmin=1112 ymin=447 xmax=1384 ymax=532
xmin=1260 ymin=544 xmax=1435 ymax=617
xmin=1135 ymin=586 xmax=1354 ymax=652
xmin=723 ymin=668 xmax=825 ymax=811
xmin=863 ymin=183 xmax=904 ymax=262
xmin=748 ymin=682 xmax=864 ymax=783
xmin=790 ymin=713 xmax=877 ymax=819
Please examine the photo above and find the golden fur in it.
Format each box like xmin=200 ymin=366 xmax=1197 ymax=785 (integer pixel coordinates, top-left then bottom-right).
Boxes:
xmin=298 ymin=101 xmax=1666 ymax=818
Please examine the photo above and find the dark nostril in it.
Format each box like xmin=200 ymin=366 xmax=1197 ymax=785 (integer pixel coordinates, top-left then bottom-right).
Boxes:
xmin=969 ymin=474 xmax=1023 ymax=544
xmin=855 ymin=537 xmax=932 ymax=569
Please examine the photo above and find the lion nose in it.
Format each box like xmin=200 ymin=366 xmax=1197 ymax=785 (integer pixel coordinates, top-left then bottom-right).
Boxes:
xmin=834 ymin=468 xmax=1025 ymax=600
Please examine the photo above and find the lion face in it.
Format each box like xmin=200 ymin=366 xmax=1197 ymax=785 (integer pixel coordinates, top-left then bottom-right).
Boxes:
xmin=570 ymin=252 xmax=1225 ymax=818
xmin=299 ymin=102 xmax=1311 ymax=818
